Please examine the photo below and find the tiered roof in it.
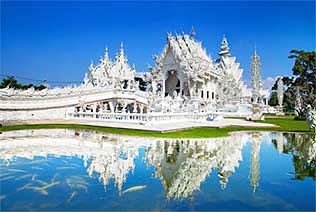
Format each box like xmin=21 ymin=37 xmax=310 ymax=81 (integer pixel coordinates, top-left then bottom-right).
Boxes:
xmin=216 ymin=36 xmax=247 ymax=99
xmin=153 ymin=33 xmax=221 ymax=81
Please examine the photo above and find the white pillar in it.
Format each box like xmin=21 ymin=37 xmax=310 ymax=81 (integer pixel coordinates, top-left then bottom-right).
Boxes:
xmin=162 ymin=79 xmax=165 ymax=97
xmin=180 ymin=80 xmax=183 ymax=96
xmin=108 ymin=101 xmax=114 ymax=113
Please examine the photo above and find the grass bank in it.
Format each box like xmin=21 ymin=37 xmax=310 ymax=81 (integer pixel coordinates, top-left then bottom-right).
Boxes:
xmin=0 ymin=117 xmax=313 ymax=138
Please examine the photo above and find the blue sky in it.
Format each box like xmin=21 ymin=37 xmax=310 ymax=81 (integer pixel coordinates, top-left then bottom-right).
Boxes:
xmin=1 ymin=1 xmax=315 ymax=87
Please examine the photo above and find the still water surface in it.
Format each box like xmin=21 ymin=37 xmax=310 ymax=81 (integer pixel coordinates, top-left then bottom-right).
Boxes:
xmin=0 ymin=129 xmax=315 ymax=211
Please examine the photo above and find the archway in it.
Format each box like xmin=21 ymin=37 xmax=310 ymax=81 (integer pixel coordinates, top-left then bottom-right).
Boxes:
xmin=165 ymin=70 xmax=180 ymax=97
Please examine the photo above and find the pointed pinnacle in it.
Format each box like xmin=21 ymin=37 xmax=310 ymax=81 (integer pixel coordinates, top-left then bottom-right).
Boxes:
xmin=190 ymin=26 xmax=196 ymax=38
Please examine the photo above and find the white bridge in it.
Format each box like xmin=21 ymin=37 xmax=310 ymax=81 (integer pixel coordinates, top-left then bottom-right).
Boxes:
xmin=0 ymin=87 xmax=149 ymax=121
xmin=0 ymin=88 xmax=148 ymax=110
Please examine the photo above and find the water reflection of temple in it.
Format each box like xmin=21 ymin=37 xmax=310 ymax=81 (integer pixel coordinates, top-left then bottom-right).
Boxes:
xmin=0 ymin=129 xmax=151 ymax=192
xmin=144 ymin=133 xmax=250 ymax=199
xmin=1 ymin=129 xmax=315 ymax=199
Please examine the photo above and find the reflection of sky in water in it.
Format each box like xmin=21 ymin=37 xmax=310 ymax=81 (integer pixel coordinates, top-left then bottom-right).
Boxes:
xmin=0 ymin=129 xmax=315 ymax=211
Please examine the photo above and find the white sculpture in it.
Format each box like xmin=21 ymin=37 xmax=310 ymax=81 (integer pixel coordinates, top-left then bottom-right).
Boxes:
xmin=277 ymin=77 xmax=284 ymax=107
xmin=83 ymin=72 xmax=89 ymax=85
xmin=306 ymin=105 xmax=316 ymax=132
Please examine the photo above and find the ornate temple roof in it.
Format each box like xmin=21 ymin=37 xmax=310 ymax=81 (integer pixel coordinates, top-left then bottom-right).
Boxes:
xmin=153 ymin=33 xmax=221 ymax=81
xmin=215 ymin=36 xmax=248 ymax=103
xmin=88 ymin=43 xmax=136 ymax=87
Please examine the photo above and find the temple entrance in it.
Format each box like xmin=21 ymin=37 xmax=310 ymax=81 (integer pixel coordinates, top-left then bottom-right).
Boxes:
xmin=183 ymin=81 xmax=190 ymax=97
xmin=165 ymin=70 xmax=180 ymax=97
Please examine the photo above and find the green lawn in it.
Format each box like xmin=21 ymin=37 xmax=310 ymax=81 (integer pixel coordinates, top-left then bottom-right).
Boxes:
xmin=0 ymin=117 xmax=313 ymax=138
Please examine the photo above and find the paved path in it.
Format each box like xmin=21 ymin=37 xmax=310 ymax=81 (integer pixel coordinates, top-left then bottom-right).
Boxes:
xmin=3 ymin=118 xmax=277 ymax=132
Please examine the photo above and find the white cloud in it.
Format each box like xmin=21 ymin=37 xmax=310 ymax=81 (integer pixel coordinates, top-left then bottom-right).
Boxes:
xmin=262 ymin=77 xmax=278 ymax=91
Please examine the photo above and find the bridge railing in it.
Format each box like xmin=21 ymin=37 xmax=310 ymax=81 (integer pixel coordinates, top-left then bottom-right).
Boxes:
xmin=67 ymin=112 xmax=221 ymax=124
xmin=68 ymin=112 xmax=150 ymax=123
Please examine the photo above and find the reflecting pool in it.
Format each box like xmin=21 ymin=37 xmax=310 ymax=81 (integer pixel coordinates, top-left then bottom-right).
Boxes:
xmin=0 ymin=129 xmax=315 ymax=211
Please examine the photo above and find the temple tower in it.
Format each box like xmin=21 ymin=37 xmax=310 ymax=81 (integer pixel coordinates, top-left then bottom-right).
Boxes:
xmin=219 ymin=35 xmax=231 ymax=57
xmin=250 ymin=48 xmax=262 ymax=103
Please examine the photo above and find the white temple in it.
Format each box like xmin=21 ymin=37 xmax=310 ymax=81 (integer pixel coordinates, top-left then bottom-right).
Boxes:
xmin=0 ymin=32 xmax=271 ymax=123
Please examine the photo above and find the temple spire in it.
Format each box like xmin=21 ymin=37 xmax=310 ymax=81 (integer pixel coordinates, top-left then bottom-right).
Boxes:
xmin=219 ymin=35 xmax=231 ymax=57
xmin=104 ymin=46 xmax=109 ymax=61
xmin=115 ymin=42 xmax=127 ymax=63
xmin=190 ymin=26 xmax=196 ymax=38
xmin=120 ymin=42 xmax=124 ymax=57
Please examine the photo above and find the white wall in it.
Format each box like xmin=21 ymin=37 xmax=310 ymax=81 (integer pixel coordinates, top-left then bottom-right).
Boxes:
xmin=0 ymin=107 xmax=67 ymax=121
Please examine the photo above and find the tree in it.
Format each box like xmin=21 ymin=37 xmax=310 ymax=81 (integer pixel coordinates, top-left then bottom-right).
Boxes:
xmin=271 ymin=50 xmax=316 ymax=117
xmin=0 ymin=76 xmax=47 ymax=90
xmin=288 ymin=50 xmax=316 ymax=116
xmin=268 ymin=91 xmax=278 ymax=106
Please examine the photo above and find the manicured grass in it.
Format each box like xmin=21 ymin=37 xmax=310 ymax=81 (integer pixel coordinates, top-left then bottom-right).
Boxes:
xmin=0 ymin=117 xmax=313 ymax=138
xmin=257 ymin=117 xmax=309 ymax=132
xmin=1 ymin=124 xmax=231 ymax=138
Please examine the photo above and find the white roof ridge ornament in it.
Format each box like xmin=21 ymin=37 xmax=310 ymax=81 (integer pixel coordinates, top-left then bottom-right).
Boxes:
xmin=190 ymin=26 xmax=196 ymax=38
xmin=219 ymin=35 xmax=231 ymax=57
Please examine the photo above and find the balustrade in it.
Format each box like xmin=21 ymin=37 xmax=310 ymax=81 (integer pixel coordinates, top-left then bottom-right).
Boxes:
xmin=67 ymin=111 xmax=220 ymax=124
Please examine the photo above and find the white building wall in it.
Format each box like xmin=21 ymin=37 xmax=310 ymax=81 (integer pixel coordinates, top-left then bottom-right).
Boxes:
xmin=201 ymin=76 xmax=217 ymax=102
xmin=0 ymin=107 xmax=67 ymax=121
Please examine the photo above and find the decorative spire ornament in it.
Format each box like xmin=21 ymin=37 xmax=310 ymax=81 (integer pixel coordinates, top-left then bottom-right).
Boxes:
xmin=104 ymin=46 xmax=109 ymax=61
xmin=219 ymin=35 xmax=231 ymax=57
xmin=167 ymin=33 xmax=172 ymax=43
xmin=190 ymin=26 xmax=196 ymax=38
xmin=115 ymin=41 xmax=128 ymax=63
xmin=88 ymin=60 xmax=95 ymax=74
xmin=119 ymin=42 xmax=124 ymax=57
